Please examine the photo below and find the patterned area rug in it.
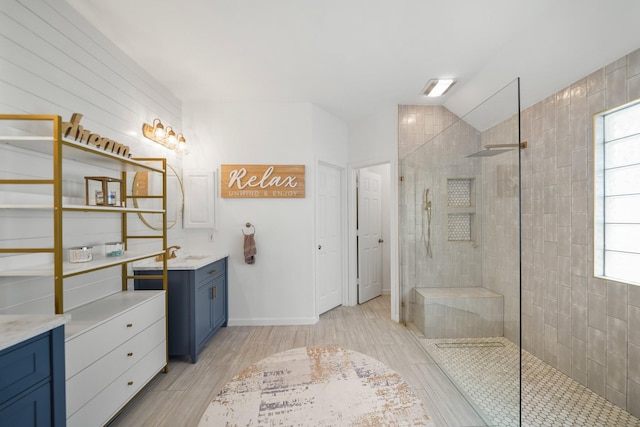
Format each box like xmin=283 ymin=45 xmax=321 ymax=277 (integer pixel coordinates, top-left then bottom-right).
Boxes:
xmin=199 ymin=346 xmax=434 ymax=426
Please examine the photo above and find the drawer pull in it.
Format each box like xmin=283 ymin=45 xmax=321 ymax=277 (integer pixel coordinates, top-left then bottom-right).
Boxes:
xmin=211 ymin=286 xmax=217 ymax=299
xmin=209 ymin=269 xmax=218 ymax=275
xmin=128 ymin=381 xmax=134 ymax=386
xmin=126 ymin=323 xmax=133 ymax=328
xmin=127 ymin=352 xmax=134 ymax=357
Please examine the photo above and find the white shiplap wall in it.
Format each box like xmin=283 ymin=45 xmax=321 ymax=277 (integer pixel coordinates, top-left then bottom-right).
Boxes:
xmin=0 ymin=0 xmax=185 ymax=314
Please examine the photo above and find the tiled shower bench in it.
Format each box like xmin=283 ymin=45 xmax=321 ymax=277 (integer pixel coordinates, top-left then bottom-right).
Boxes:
xmin=412 ymin=287 xmax=504 ymax=338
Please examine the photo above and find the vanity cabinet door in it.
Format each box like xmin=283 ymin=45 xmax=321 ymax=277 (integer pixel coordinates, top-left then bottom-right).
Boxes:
xmin=194 ymin=274 xmax=226 ymax=358
xmin=195 ymin=277 xmax=215 ymax=349
xmin=0 ymin=326 xmax=65 ymax=427
xmin=0 ymin=382 xmax=51 ymax=427
xmin=212 ymin=277 xmax=227 ymax=330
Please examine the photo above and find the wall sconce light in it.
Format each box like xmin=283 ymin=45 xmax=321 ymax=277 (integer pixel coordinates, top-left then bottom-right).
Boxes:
xmin=422 ymin=78 xmax=456 ymax=97
xmin=142 ymin=118 xmax=187 ymax=153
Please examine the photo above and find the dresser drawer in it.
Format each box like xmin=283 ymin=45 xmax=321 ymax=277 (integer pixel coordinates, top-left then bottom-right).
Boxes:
xmin=0 ymin=334 xmax=50 ymax=406
xmin=66 ymin=341 xmax=166 ymax=427
xmin=65 ymin=293 xmax=165 ymax=379
xmin=195 ymin=258 xmax=225 ymax=284
xmin=66 ymin=318 xmax=165 ymax=417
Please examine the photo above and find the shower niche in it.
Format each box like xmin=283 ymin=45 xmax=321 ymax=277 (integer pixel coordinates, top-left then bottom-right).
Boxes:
xmin=446 ymin=178 xmax=475 ymax=243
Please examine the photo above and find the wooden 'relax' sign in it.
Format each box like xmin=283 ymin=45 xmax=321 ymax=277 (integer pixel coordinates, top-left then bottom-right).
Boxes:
xmin=221 ymin=164 xmax=305 ymax=198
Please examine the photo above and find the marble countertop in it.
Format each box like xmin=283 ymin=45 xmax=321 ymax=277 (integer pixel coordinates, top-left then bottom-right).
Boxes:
xmin=132 ymin=252 xmax=229 ymax=271
xmin=0 ymin=313 xmax=70 ymax=352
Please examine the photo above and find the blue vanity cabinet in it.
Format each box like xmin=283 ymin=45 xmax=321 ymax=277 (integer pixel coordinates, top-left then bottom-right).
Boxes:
xmin=134 ymin=257 xmax=227 ymax=363
xmin=0 ymin=326 xmax=66 ymax=427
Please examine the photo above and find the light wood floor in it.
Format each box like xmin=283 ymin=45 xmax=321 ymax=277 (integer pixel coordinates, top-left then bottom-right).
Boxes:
xmin=109 ymin=296 xmax=486 ymax=426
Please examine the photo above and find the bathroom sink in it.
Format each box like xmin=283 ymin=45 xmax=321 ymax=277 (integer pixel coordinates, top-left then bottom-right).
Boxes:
xmin=134 ymin=253 xmax=228 ymax=271
xmin=163 ymin=254 xmax=216 ymax=269
xmin=181 ymin=255 xmax=209 ymax=260
xmin=165 ymin=255 xmax=209 ymax=263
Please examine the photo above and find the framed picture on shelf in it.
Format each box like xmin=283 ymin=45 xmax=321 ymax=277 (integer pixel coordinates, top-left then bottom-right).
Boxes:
xmin=84 ymin=176 xmax=123 ymax=207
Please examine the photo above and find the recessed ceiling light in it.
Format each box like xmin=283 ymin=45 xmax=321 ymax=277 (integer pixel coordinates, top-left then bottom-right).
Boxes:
xmin=422 ymin=79 xmax=456 ymax=97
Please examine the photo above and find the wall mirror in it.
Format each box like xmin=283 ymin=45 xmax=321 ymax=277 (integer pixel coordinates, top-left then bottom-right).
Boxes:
xmin=133 ymin=163 xmax=184 ymax=230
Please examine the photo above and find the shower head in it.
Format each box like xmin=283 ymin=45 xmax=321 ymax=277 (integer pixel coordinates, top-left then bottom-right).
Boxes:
xmin=466 ymin=141 xmax=527 ymax=158
xmin=466 ymin=148 xmax=513 ymax=157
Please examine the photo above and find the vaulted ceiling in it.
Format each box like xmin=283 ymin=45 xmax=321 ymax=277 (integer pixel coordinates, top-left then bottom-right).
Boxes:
xmin=66 ymin=0 xmax=640 ymax=125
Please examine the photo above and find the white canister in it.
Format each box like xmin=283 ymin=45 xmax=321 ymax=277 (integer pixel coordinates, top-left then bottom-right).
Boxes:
xmin=69 ymin=246 xmax=93 ymax=263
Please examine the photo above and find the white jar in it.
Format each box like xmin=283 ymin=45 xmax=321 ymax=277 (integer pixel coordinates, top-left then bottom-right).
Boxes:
xmin=69 ymin=246 xmax=93 ymax=263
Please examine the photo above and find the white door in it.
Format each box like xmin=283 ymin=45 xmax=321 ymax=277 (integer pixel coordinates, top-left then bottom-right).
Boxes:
xmin=358 ymin=169 xmax=383 ymax=304
xmin=316 ymin=163 xmax=343 ymax=315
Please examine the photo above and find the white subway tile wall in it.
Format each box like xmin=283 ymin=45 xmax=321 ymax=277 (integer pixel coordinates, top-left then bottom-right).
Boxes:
xmin=521 ymin=48 xmax=640 ymax=417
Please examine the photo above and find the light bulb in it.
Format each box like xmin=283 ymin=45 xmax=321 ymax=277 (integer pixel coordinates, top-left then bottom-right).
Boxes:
xmin=154 ymin=120 xmax=165 ymax=138
xmin=177 ymin=134 xmax=186 ymax=152
xmin=166 ymin=127 xmax=177 ymax=146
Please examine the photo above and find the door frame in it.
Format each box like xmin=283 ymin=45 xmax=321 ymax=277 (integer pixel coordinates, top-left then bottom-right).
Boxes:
xmin=347 ymin=160 xmax=399 ymax=321
xmin=315 ymin=160 xmax=348 ymax=316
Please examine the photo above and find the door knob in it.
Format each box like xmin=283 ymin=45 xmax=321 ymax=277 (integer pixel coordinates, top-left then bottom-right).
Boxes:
xmin=378 ymin=238 xmax=384 ymax=243
xmin=318 ymin=245 xmax=322 ymax=250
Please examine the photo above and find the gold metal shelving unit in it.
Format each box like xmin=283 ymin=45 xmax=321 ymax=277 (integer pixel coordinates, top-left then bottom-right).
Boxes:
xmin=0 ymin=114 xmax=167 ymax=314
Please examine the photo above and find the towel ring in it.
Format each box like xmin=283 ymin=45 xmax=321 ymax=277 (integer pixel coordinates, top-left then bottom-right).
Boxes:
xmin=242 ymin=222 xmax=255 ymax=235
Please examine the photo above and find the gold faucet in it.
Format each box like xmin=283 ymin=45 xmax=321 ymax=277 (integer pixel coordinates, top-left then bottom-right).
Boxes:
xmin=156 ymin=245 xmax=181 ymax=261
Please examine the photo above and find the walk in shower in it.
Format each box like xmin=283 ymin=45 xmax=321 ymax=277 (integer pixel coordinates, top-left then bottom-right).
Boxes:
xmin=400 ymin=79 xmax=522 ymax=426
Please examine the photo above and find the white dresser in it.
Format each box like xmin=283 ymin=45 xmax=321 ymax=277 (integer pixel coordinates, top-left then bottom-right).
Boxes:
xmin=64 ymin=291 xmax=166 ymax=427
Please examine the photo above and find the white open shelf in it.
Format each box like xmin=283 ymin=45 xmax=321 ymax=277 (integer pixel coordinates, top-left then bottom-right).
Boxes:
xmin=0 ymin=204 xmax=164 ymax=214
xmin=0 ymin=250 xmax=164 ymax=277
xmin=0 ymin=136 xmax=164 ymax=174
xmin=63 ymin=204 xmax=164 ymax=214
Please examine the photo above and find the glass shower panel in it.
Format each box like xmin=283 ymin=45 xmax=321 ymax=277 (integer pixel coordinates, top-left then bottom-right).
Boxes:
xmin=399 ymin=79 xmax=521 ymax=426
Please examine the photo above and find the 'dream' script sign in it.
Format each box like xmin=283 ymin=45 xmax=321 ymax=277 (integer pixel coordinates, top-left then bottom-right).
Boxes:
xmin=221 ymin=164 xmax=305 ymax=198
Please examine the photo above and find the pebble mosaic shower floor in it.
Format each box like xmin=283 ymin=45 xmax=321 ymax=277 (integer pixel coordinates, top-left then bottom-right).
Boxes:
xmin=419 ymin=337 xmax=640 ymax=427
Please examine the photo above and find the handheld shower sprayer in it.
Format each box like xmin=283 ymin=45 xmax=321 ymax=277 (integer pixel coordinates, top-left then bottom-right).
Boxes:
xmin=424 ymin=189 xmax=432 ymax=211
xmin=423 ymin=189 xmax=433 ymax=258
